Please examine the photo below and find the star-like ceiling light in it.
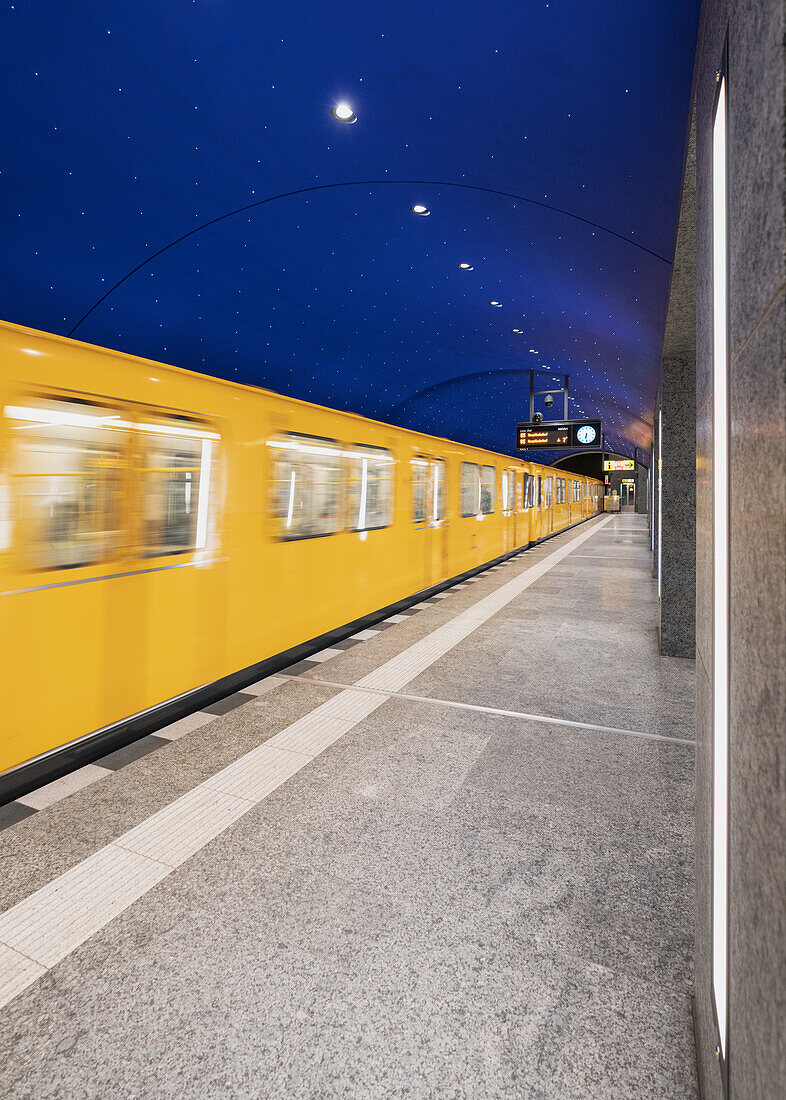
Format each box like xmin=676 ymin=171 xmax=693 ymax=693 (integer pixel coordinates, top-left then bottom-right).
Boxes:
xmin=457 ymin=262 xmax=473 ymax=270
xmin=489 ymin=300 xmax=502 ymax=307
xmin=331 ymin=102 xmax=357 ymax=123
xmin=410 ymin=204 xmax=430 ymax=216
xmin=512 ymin=328 xmax=523 ymax=334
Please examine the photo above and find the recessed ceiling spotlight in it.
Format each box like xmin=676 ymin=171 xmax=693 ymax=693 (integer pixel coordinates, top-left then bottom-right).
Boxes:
xmin=458 ymin=262 xmax=473 ymax=270
xmin=512 ymin=328 xmax=523 ymax=334
xmin=410 ymin=204 xmax=430 ymax=216
xmin=331 ymin=102 xmax=357 ymax=123
xmin=528 ymin=348 xmax=537 ymax=353
xmin=489 ymin=300 xmax=502 ymax=307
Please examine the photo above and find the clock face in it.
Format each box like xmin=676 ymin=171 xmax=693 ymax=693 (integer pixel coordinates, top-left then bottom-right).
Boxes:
xmin=576 ymin=425 xmax=596 ymax=444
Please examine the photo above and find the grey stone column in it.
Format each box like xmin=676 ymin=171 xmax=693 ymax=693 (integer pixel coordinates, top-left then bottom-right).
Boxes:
xmin=635 ymin=461 xmax=648 ymax=515
xmin=659 ymin=122 xmax=697 ymax=659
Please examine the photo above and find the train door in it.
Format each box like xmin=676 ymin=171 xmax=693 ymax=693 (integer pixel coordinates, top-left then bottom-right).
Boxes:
xmin=136 ymin=411 xmax=225 ymax=710
xmin=515 ymin=470 xmax=525 ymax=546
xmin=2 ymin=393 xmax=142 ymax=765
xmin=514 ymin=467 xmax=524 ymax=546
xmin=536 ymin=474 xmax=543 ymax=540
xmin=522 ymin=469 xmax=538 ymax=546
xmin=412 ymin=454 xmax=448 ymax=589
xmin=431 ymin=457 xmax=448 ymax=582
xmin=501 ymin=467 xmax=516 ymax=551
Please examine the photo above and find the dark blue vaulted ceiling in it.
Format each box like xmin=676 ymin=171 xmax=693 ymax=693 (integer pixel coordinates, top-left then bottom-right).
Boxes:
xmin=0 ymin=1 xmax=699 ymax=459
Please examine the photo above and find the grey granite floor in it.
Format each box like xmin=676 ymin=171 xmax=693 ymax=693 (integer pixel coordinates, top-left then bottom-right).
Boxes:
xmin=0 ymin=515 xmax=698 ymax=1098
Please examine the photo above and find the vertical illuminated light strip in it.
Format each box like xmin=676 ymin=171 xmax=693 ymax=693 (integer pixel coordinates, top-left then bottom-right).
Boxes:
xmin=433 ymin=463 xmax=440 ymax=523
xmin=195 ymin=439 xmax=213 ymax=549
xmin=358 ymin=457 xmax=368 ymax=529
xmin=712 ymin=73 xmax=729 ymax=1060
xmin=285 ymin=470 xmax=296 ymax=529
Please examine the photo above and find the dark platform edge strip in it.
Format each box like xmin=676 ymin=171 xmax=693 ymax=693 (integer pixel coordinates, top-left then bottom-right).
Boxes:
xmin=0 ymin=515 xmax=597 ymax=807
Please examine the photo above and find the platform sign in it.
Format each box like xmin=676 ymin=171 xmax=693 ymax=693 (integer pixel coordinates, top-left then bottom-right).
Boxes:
xmin=516 ymin=419 xmax=601 ymax=451
xmin=604 ymin=459 xmax=635 ymax=471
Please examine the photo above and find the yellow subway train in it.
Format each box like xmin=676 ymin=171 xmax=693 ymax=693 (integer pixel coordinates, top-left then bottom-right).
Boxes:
xmin=0 ymin=320 xmax=602 ymax=798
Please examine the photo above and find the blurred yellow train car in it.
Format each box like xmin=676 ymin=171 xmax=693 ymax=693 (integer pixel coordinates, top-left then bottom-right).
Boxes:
xmin=0 ymin=320 xmax=602 ymax=799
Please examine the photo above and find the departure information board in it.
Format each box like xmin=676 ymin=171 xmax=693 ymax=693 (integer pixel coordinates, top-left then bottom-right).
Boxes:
xmin=516 ymin=419 xmax=601 ymax=451
xmin=517 ymin=424 xmax=571 ymax=448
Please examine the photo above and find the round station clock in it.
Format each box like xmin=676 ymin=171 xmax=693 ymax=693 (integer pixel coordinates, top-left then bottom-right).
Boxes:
xmin=576 ymin=424 xmax=597 ymax=445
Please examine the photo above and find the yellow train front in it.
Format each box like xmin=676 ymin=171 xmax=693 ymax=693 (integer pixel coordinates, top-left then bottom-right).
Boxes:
xmin=0 ymin=320 xmax=602 ymax=796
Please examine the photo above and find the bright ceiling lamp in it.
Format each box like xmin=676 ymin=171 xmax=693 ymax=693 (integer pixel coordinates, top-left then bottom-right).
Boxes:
xmin=410 ymin=204 xmax=430 ymax=216
xmin=457 ymin=262 xmax=473 ymax=270
xmin=331 ymin=102 xmax=357 ymax=123
xmin=489 ymin=300 xmax=502 ymax=307
xmin=512 ymin=328 xmax=522 ymax=334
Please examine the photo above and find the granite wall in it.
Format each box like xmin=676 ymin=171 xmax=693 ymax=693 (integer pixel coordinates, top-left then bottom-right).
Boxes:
xmin=692 ymin=1 xmax=786 ymax=1097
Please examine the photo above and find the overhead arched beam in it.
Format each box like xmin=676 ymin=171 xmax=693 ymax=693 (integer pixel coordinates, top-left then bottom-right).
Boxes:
xmin=386 ymin=367 xmax=557 ymax=417
xmin=66 ymin=178 xmax=671 ymax=337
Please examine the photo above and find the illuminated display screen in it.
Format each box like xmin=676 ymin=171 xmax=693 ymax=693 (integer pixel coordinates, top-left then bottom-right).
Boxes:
xmin=516 ymin=419 xmax=601 ymax=451
xmin=604 ymin=459 xmax=635 ymax=471
xmin=517 ymin=425 xmax=570 ymax=448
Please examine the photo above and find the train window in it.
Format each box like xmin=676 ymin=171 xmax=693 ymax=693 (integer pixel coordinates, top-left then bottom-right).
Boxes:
xmin=480 ymin=465 xmax=495 ymax=514
xmin=460 ymin=462 xmax=480 ymax=516
xmin=522 ymin=473 xmax=537 ymax=511
xmin=7 ymin=398 xmax=126 ymax=570
xmin=430 ymin=459 xmax=446 ymax=522
xmin=269 ymin=434 xmax=342 ymax=540
xmin=348 ymin=446 xmax=394 ymax=531
xmin=412 ymin=458 xmax=429 ymax=523
xmin=573 ymin=481 xmax=580 ymax=503
xmin=537 ymin=476 xmax=542 ymax=508
xmin=143 ymin=419 xmax=218 ymax=555
xmin=502 ymin=469 xmax=515 ymax=514
xmin=544 ymin=476 xmax=553 ymax=507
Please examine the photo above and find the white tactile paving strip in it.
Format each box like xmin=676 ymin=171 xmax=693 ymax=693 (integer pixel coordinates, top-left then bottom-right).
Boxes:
xmin=0 ymin=517 xmax=612 ymax=1008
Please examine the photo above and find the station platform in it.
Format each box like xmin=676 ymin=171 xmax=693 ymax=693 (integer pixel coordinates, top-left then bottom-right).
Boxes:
xmin=0 ymin=514 xmax=697 ymax=1098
